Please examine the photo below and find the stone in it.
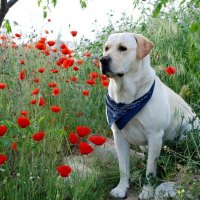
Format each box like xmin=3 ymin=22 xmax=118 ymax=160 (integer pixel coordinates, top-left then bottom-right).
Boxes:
xmin=63 ymin=155 xmax=94 ymax=181
xmin=154 ymin=182 xmax=176 ymax=200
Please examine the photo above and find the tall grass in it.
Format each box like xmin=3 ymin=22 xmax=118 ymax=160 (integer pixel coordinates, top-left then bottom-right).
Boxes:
xmin=0 ymin=3 xmax=200 ymax=200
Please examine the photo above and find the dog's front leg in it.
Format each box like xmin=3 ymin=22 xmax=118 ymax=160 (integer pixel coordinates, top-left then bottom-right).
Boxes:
xmin=110 ymin=128 xmax=130 ymax=198
xmin=139 ymin=131 xmax=164 ymax=200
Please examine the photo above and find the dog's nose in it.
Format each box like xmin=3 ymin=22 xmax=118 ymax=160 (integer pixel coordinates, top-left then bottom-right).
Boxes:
xmin=100 ymin=56 xmax=111 ymax=65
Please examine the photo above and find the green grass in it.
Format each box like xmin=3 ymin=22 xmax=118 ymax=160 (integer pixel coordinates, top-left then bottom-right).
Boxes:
xmin=0 ymin=3 xmax=200 ymax=200
xmin=0 ymin=40 xmax=111 ymax=199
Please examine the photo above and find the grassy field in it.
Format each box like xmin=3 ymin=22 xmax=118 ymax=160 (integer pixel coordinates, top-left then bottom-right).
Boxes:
xmin=0 ymin=3 xmax=200 ymax=200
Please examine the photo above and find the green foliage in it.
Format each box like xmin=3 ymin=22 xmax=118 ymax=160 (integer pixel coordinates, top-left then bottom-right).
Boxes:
xmin=80 ymin=0 xmax=87 ymax=9
xmin=51 ymin=0 xmax=57 ymax=7
xmin=37 ymin=0 xmax=42 ymax=6
xmin=37 ymin=0 xmax=57 ymax=7
xmin=43 ymin=6 xmax=48 ymax=18
xmin=1 ymin=1 xmax=200 ymax=199
xmin=152 ymin=0 xmax=169 ymax=17
xmin=3 ymin=20 xmax=12 ymax=33
xmin=190 ymin=22 xmax=200 ymax=33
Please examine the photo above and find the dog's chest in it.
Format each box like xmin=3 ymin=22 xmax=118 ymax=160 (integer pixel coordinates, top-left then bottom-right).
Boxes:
xmin=121 ymin=118 xmax=148 ymax=146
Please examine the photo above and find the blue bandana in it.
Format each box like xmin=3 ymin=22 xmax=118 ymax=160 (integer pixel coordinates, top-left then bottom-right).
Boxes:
xmin=106 ymin=80 xmax=155 ymax=130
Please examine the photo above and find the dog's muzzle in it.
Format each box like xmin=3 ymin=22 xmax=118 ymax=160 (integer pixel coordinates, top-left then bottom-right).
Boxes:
xmin=100 ymin=56 xmax=124 ymax=78
xmin=100 ymin=56 xmax=112 ymax=75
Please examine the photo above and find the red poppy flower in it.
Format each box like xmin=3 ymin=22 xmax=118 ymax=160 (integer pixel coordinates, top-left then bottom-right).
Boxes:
xmin=76 ymin=59 xmax=85 ymax=65
xmin=68 ymin=132 xmax=79 ymax=144
xmin=82 ymin=90 xmax=89 ymax=96
xmin=90 ymin=71 xmax=99 ymax=79
xmin=100 ymin=75 xmax=108 ymax=80
xmin=52 ymin=48 xmax=58 ymax=53
xmin=79 ymin=142 xmax=93 ymax=155
xmin=20 ymin=110 xmax=28 ymax=116
xmin=76 ymin=126 xmax=91 ymax=137
xmin=60 ymin=43 xmax=67 ymax=49
xmin=47 ymin=40 xmax=55 ymax=46
xmin=12 ymin=42 xmax=17 ymax=49
xmin=84 ymin=51 xmax=91 ymax=58
xmin=85 ymin=79 xmax=96 ymax=85
xmin=48 ymin=82 xmax=57 ymax=88
xmin=38 ymin=67 xmax=45 ymax=73
xmin=73 ymin=66 xmax=79 ymax=71
xmin=69 ymin=76 xmax=78 ymax=83
xmin=32 ymin=88 xmax=40 ymax=95
xmin=39 ymin=38 xmax=46 ymax=43
xmin=0 ymin=35 xmax=7 ymax=40
xmin=61 ymin=47 xmax=71 ymax=55
xmin=33 ymin=77 xmax=40 ymax=83
xmin=0 ymin=125 xmax=7 ymax=137
xmin=15 ymin=33 xmax=21 ymax=38
xmin=11 ymin=142 xmax=17 ymax=151
xmin=88 ymin=135 xmax=107 ymax=146
xmin=17 ymin=116 xmax=30 ymax=128
xmin=38 ymin=97 xmax=46 ymax=106
xmin=45 ymin=30 xmax=49 ymax=34
xmin=35 ymin=42 xmax=46 ymax=50
xmin=50 ymin=68 xmax=59 ymax=73
xmin=50 ymin=105 xmax=61 ymax=113
xmin=57 ymin=165 xmax=72 ymax=177
xmin=63 ymin=58 xmax=74 ymax=68
xmin=165 ymin=66 xmax=176 ymax=75
xmin=70 ymin=31 xmax=78 ymax=37
xmin=20 ymin=59 xmax=25 ymax=65
xmin=32 ymin=131 xmax=45 ymax=141
xmin=30 ymin=99 xmax=37 ymax=105
xmin=18 ymin=69 xmax=26 ymax=80
xmin=52 ymin=87 xmax=60 ymax=96
xmin=0 ymin=154 xmax=7 ymax=165
xmin=101 ymin=79 xmax=109 ymax=87
xmin=48 ymin=18 xmax=51 ymax=22
xmin=0 ymin=83 xmax=7 ymax=89
xmin=56 ymin=57 xmax=66 ymax=66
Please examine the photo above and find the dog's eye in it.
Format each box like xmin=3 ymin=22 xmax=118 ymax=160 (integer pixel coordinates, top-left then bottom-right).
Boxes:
xmin=105 ymin=46 xmax=109 ymax=51
xmin=118 ymin=45 xmax=127 ymax=51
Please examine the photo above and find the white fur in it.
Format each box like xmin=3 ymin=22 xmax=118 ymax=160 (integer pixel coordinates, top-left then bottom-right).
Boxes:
xmin=101 ymin=33 xmax=198 ymax=199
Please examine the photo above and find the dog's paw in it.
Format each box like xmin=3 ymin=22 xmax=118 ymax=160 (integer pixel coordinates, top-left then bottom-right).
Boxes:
xmin=138 ymin=185 xmax=154 ymax=200
xmin=110 ymin=185 xmax=128 ymax=199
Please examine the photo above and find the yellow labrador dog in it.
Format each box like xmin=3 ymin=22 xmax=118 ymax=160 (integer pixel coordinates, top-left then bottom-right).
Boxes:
xmin=100 ymin=33 xmax=198 ymax=199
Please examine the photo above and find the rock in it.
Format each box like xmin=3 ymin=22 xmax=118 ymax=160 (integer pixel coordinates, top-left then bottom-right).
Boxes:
xmin=63 ymin=155 xmax=94 ymax=181
xmin=154 ymin=182 xmax=176 ymax=200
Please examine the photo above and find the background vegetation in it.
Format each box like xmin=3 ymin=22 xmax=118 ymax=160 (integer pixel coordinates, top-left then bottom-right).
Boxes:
xmin=0 ymin=1 xmax=200 ymax=199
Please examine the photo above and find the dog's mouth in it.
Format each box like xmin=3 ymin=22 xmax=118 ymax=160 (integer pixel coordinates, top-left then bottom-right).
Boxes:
xmin=104 ymin=72 xmax=124 ymax=78
xmin=117 ymin=73 xmax=124 ymax=77
xmin=102 ymin=69 xmax=124 ymax=78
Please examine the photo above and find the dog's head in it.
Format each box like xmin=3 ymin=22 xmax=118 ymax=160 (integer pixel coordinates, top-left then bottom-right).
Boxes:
xmin=100 ymin=33 xmax=154 ymax=78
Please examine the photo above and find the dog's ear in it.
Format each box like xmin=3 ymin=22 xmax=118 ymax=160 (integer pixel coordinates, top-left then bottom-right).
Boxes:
xmin=134 ymin=34 xmax=154 ymax=60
